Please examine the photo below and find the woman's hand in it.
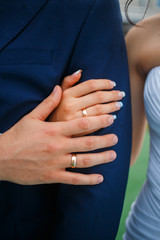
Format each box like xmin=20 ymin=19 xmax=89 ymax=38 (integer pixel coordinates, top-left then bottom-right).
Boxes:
xmin=49 ymin=70 xmax=125 ymax=123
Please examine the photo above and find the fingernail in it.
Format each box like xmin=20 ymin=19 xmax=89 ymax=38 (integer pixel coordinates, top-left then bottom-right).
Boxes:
xmin=108 ymin=116 xmax=114 ymax=124
xmin=110 ymin=81 xmax=116 ymax=87
xmin=52 ymin=85 xmax=58 ymax=94
xmin=113 ymin=115 xmax=117 ymax=120
xmin=113 ymin=135 xmax=118 ymax=145
xmin=118 ymin=91 xmax=126 ymax=98
xmin=97 ymin=176 xmax=104 ymax=184
xmin=73 ymin=69 xmax=82 ymax=76
xmin=115 ymin=102 xmax=123 ymax=108
xmin=110 ymin=152 xmax=117 ymax=161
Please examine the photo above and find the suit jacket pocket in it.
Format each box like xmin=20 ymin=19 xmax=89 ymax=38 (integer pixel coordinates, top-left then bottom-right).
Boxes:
xmin=15 ymin=214 xmax=55 ymax=240
xmin=0 ymin=49 xmax=53 ymax=65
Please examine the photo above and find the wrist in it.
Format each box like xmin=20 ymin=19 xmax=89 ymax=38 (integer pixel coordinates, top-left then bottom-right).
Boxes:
xmin=0 ymin=132 xmax=11 ymax=181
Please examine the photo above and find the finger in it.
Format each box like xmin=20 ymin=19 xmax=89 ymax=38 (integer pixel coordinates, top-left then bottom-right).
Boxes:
xmin=59 ymin=115 xmax=115 ymax=136
xmin=67 ymin=79 xmax=116 ymax=97
xmin=76 ymin=150 xmax=117 ymax=167
xmin=61 ymin=151 xmax=117 ymax=168
xmin=29 ymin=85 xmax=62 ymax=121
xmin=61 ymin=70 xmax=82 ymax=91
xmin=54 ymin=171 xmax=104 ymax=185
xmin=72 ymin=114 xmax=117 ymax=137
xmin=77 ymin=101 xmax=123 ymax=117
xmin=66 ymin=134 xmax=118 ymax=153
xmin=78 ymin=90 xmax=125 ymax=109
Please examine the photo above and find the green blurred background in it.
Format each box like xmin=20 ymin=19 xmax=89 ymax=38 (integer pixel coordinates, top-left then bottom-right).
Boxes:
xmin=116 ymin=129 xmax=150 ymax=240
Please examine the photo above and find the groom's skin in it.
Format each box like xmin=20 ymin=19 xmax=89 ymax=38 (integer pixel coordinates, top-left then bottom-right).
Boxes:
xmin=0 ymin=83 xmax=118 ymax=185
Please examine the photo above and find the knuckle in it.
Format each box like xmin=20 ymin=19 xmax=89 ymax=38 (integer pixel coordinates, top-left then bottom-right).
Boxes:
xmin=85 ymin=138 xmax=95 ymax=150
xmin=64 ymin=114 xmax=72 ymax=121
xmin=111 ymin=103 xmax=117 ymax=111
xmin=46 ymin=142 xmax=62 ymax=153
xmin=96 ymin=116 xmax=107 ymax=129
xmin=106 ymin=104 xmax=115 ymax=113
xmin=99 ymin=116 xmax=107 ymax=127
xmin=82 ymin=157 xmax=91 ymax=167
xmin=113 ymin=90 xmax=119 ymax=98
xmin=109 ymin=90 xmax=116 ymax=98
xmin=46 ymin=143 xmax=56 ymax=153
xmin=95 ymin=105 xmax=102 ymax=114
xmin=87 ymin=80 xmax=96 ymax=90
xmin=71 ymin=177 xmax=80 ymax=185
xmin=78 ymin=118 xmax=89 ymax=130
xmin=44 ymin=125 xmax=59 ymax=136
xmin=63 ymin=101 xmax=72 ymax=114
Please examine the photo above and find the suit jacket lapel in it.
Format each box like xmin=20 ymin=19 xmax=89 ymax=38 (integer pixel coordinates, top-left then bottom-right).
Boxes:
xmin=0 ymin=0 xmax=48 ymax=51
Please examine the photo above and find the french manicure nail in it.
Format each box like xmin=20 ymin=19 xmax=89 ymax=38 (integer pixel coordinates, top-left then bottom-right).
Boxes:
xmin=115 ymin=102 xmax=123 ymax=108
xmin=113 ymin=115 xmax=117 ymax=120
xmin=73 ymin=69 xmax=82 ymax=75
xmin=118 ymin=91 xmax=126 ymax=98
xmin=97 ymin=176 xmax=104 ymax=184
xmin=110 ymin=81 xmax=116 ymax=87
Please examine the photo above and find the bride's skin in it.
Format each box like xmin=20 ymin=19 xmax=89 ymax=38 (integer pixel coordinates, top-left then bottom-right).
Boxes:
xmin=49 ymin=70 xmax=125 ymax=136
xmin=126 ymin=14 xmax=160 ymax=165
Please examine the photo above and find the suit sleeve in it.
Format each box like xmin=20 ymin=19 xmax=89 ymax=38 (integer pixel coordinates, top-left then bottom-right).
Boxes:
xmin=52 ymin=1 xmax=132 ymax=239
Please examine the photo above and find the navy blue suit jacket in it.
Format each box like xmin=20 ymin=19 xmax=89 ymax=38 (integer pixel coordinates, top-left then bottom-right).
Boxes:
xmin=0 ymin=0 xmax=132 ymax=239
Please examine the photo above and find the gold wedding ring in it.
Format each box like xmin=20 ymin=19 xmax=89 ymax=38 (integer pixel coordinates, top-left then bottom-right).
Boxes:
xmin=71 ymin=154 xmax=77 ymax=168
xmin=82 ymin=108 xmax=88 ymax=117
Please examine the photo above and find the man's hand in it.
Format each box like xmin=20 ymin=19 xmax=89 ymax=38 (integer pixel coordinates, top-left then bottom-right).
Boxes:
xmin=0 ymin=85 xmax=118 ymax=186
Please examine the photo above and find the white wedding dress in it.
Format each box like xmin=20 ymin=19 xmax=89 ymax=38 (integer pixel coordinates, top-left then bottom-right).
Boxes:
xmin=124 ymin=66 xmax=160 ymax=240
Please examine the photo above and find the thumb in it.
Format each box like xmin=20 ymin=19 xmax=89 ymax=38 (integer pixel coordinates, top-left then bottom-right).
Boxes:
xmin=61 ymin=69 xmax=82 ymax=91
xmin=29 ymin=85 xmax=62 ymax=121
